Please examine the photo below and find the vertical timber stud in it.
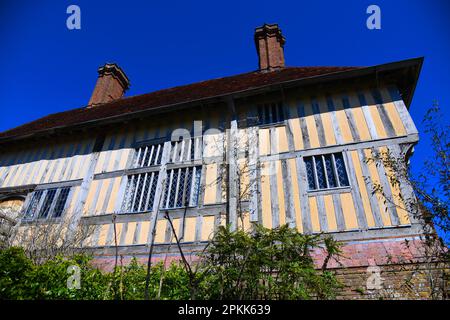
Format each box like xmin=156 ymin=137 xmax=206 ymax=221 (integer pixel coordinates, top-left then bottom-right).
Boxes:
xmin=248 ymin=126 xmax=259 ymax=222
xmin=147 ymin=141 xmax=171 ymax=246
xmin=357 ymin=148 xmax=384 ymax=228
xmin=281 ymin=159 xmax=296 ymax=228
xmin=227 ymin=97 xmax=238 ymax=231
xmin=373 ymin=147 xmax=400 ymax=226
xmin=296 ymin=156 xmax=312 ymax=233
xmin=269 ymin=160 xmax=280 ymax=228
xmin=66 ymin=136 xmax=103 ymax=241
xmin=387 ymin=86 xmax=418 ymax=135
xmin=343 ymin=150 xmax=368 ymax=230
xmin=388 ymin=144 xmax=420 ymax=225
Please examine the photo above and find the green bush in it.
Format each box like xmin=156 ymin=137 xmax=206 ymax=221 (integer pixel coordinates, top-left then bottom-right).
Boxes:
xmin=0 ymin=225 xmax=342 ymax=300
xmin=0 ymin=248 xmax=109 ymax=300
xmin=0 ymin=247 xmax=192 ymax=300
xmin=108 ymin=259 xmax=191 ymax=300
xmin=0 ymin=247 xmax=33 ymax=299
xmin=198 ymin=224 xmax=342 ymax=299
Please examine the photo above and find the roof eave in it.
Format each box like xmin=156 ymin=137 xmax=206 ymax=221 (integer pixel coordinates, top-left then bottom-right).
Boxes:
xmin=0 ymin=57 xmax=423 ymax=145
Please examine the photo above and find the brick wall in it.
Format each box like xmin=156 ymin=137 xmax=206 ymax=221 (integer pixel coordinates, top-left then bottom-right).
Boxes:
xmin=333 ymin=262 xmax=448 ymax=299
xmin=90 ymin=236 xmax=449 ymax=299
xmin=310 ymin=237 xmax=449 ymax=299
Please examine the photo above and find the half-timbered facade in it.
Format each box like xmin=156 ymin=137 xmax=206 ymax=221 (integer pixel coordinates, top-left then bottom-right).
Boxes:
xmin=0 ymin=24 xmax=425 ymax=275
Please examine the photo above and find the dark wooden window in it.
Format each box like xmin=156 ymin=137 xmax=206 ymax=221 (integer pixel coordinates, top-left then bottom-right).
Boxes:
xmin=257 ymin=102 xmax=285 ymax=125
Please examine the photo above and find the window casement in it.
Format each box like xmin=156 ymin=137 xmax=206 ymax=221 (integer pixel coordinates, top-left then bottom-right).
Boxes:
xmin=133 ymin=141 xmax=165 ymax=168
xmin=169 ymin=136 xmax=202 ymax=163
xmin=133 ymin=136 xmax=202 ymax=169
xmin=161 ymin=166 xmax=202 ymax=210
xmin=122 ymin=135 xmax=203 ymax=214
xmin=122 ymin=171 xmax=160 ymax=213
xmin=23 ymin=187 xmax=71 ymax=220
xmin=257 ymin=102 xmax=285 ymax=125
xmin=121 ymin=165 xmax=202 ymax=213
xmin=304 ymin=152 xmax=349 ymax=191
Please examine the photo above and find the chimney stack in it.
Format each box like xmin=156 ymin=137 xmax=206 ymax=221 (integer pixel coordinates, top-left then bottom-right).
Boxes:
xmin=88 ymin=63 xmax=130 ymax=107
xmin=254 ymin=23 xmax=286 ymax=71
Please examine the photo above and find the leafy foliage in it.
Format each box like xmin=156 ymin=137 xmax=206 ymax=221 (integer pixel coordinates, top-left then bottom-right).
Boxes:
xmin=108 ymin=258 xmax=191 ymax=300
xmin=417 ymin=102 xmax=449 ymax=239
xmin=0 ymin=247 xmax=107 ymax=299
xmin=0 ymin=225 xmax=342 ymax=300
xmin=198 ymin=224 xmax=342 ymax=299
xmin=365 ymin=102 xmax=449 ymax=299
xmin=0 ymin=247 xmax=33 ymax=299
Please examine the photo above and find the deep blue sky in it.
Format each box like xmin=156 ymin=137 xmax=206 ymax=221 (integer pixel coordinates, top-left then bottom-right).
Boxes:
xmin=0 ymin=0 xmax=449 ymax=179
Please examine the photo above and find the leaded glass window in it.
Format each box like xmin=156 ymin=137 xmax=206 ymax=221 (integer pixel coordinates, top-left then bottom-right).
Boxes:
xmin=39 ymin=189 xmax=56 ymax=218
xmin=304 ymin=157 xmax=315 ymax=190
xmin=334 ymin=153 xmax=349 ymax=187
xmin=24 ymin=190 xmax=43 ymax=219
xmin=161 ymin=166 xmax=202 ymax=209
xmin=53 ymin=187 xmax=70 ymax=218
xmin=124 ymin=137 xmax=203 ymax=214
xmin=122 ymin=171 xmax=159 ymax=213
xmin=324 ymin=154 xmax=337 ymax=188
xmin=304 ymin=152 xmax=350 ymax=191
xmin=23 ymin=187 xmax=71 ymax=220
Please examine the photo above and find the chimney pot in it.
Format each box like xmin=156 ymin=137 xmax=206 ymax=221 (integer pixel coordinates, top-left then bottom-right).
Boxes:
xmin=88 ymin=63 xmax=130 ymax=107
xmin=254 ymin=23 xmax=286 ymax=71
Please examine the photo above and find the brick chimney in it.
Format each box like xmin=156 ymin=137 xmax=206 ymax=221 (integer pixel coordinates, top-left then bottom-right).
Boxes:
xmin=254 ymin=24 xmax=286 ymax=71
xmin=88 ymin=63 xmax=130 ymax=107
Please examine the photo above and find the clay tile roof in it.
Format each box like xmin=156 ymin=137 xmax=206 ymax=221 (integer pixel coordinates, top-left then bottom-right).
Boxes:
xmin=0 ymin=66 xmax=360 ymax=140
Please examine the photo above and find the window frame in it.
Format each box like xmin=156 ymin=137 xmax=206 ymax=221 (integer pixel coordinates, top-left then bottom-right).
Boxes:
xmin=160 ymin=165 xmax=202 ymax=210
xmin=121 ymin=170 xmax=160 ymax=214
xmin=256 ymin=101 xmax=286 ymax=126
xmin=169 ymin=135 xmax=202 ymax=163
xmin=133 ymin=138 xmax=167 ymax=169
xmin=22 ymin=187 xmax=71 ymax=221
xmin=304 ymin=152 xmax=350 ymax=192
xmin=133 ymin=135 xmax=202 ymax=168
xmin=121 ymin=164 xmax=202 ymax=214
xmin=121 ymin=136 xmax=203 ymax=214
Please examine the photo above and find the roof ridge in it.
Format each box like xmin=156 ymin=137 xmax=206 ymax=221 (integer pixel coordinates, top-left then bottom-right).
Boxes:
xmin=108 ymin=65 xmax=361 ymax=104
